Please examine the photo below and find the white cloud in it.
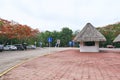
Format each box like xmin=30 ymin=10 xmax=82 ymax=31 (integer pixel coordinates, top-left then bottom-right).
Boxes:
xmin=1 ymin=0 xmax=120 ymax=31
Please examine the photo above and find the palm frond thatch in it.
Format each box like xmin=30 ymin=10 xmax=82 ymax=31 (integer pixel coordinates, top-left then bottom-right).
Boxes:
xmin=113 ymin=34 xmax=120 ymax=42
xmin=73 ymin=23 xmax=106 ymax=42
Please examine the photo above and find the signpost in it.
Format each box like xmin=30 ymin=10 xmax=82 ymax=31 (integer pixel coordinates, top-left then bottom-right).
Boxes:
xmin=69 ymin=41 xmax=75 ymax=47
xmin=69 ymin=41 xmax=72 ymax=47
xmin=47 ymin=37 xmax=52 ymax=54
xmin=56 ymin=39 xmax=60 ymax=47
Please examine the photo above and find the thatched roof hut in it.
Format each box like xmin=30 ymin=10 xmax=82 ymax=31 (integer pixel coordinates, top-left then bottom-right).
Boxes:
xmin=73 ymin=23 xmax=106 ymax=52
xmin=113 ymin=34 xmax=120 ymax=42
xmin=74 ymin=23 xmax=106 ymax=42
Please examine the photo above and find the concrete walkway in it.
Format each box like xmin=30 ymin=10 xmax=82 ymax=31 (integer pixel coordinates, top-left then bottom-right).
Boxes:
xmin=1 ymin=49 xmax=120 ymax=80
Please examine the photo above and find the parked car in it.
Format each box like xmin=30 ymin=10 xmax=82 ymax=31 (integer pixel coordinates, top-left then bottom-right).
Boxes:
xmin=4 ymin=45 xmax=17 ymax=51
xmin=107 ymin=45 xmax=115 ymax=48
xmin=14 ymin=44 xmax=25 ymax=50
xmin=22 ymin=43 xmax=27 ymax=50
xmin=26 ymin=45 xmax=36 ymax=49
xmin=0 ymin=44 xmax=4 ymax=52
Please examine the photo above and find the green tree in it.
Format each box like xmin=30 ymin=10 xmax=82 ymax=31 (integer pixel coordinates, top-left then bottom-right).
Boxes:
xmin=97 ymin=22 xmax=120 ymax=47
xmin=59 ymin=27 xmax=73 ymax=47
xmin=52 ymin=31 xmax=62 ymax=47
xmin=38 ymin=31 xmax=52 ymax=47
xmin=37 ymin=27 xmax=73 ymax=47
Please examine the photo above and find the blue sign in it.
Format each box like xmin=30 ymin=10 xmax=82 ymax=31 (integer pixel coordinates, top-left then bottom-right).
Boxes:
xmin=69 ymin=41 xmax=75 ymax=47
xmin=47 ymin=37 xmax=52 ymax=42
xmin=69 ymin=41 xmax=72 ymax=47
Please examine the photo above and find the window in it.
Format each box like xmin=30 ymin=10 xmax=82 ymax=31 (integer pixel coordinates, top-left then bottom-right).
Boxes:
xmin=84 ymin=41 xmax=95 ymax=46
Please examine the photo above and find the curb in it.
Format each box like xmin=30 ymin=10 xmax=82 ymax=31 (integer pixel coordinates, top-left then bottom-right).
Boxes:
xmin=0 ymin=60 xmax=26 ymax=77
xmin=0 ymin=53 xmax=50 ymax=77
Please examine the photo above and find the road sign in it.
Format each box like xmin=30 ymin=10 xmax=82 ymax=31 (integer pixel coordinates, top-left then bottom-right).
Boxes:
xmin=69 ymin=41 xmax=75 ymax=47
xmin=57 ymin=39 xmax=60 ymax=44
xmin=47 ymin=37 xmax=52 ymax=43
xmin=47 ymin=37 xmax=52 ymax=54
xmin=69 ymin=41 xmax=72 ymax=47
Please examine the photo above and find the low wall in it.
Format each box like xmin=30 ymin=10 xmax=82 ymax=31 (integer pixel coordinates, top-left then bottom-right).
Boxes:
xmin=80 ymin=46 xmax=99 ymax=52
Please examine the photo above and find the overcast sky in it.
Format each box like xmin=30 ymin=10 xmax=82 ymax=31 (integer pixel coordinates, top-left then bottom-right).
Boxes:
xmin=0 ymin=0 xmax=120 ymax=31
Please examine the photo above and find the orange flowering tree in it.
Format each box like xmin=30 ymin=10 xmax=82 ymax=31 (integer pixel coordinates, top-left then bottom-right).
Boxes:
xmin=0 ymin=18 xmax=40 ymax=45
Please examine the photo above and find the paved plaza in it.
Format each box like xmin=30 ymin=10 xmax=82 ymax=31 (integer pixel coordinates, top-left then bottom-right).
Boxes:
xmin=0 ymin=49 xmax=120 ymax=80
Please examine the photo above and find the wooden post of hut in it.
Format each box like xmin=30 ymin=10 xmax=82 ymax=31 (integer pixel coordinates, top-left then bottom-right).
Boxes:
xmin=73 ymin=23 xmax=106 ymax=52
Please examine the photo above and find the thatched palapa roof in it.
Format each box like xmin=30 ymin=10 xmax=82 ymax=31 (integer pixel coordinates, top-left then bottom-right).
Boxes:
xmin=113 ymin=34 xmax=120 ymax=42
xmin=73 ymin=23 xmax=106 ymax=42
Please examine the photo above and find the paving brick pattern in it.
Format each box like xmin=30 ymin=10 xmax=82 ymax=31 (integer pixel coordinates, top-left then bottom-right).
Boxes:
xmin=1 ymin=50 xmax=120 ymax=80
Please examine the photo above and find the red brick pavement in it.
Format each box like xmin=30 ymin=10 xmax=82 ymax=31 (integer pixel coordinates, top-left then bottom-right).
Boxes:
xmin=1 ymin=49 xmax=120 ymax=80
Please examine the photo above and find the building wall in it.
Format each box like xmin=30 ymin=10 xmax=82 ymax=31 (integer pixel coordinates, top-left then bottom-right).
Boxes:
xmin=80 ymin=42 xmax=99 ymax=52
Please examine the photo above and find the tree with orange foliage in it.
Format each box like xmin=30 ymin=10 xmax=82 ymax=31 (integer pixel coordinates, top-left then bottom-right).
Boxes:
xmin=0 ymin=18 xmax=40 ymax=45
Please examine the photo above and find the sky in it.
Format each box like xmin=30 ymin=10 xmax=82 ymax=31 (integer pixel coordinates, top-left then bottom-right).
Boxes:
xmin=0 ymin=0 xmax=120 ymax=32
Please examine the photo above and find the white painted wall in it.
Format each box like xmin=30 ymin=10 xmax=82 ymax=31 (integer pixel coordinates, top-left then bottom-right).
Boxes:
xmin=80 ymin=42 xmax=99 ymax=52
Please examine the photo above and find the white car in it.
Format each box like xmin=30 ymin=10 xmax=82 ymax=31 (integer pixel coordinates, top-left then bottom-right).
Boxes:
xmin=4 ymin=45 xmax=17 ymax=51
xmin=26 ymin=45 xmax=36 ymax=49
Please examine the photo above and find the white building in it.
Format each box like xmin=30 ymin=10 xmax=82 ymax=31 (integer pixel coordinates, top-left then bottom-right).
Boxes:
xmin=73 ymin=23 xmax=106 ymax=52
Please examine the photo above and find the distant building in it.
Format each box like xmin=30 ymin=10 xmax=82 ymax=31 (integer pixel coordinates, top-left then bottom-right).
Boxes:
xmin=73 ymin=23 xmax=106 ymax=52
